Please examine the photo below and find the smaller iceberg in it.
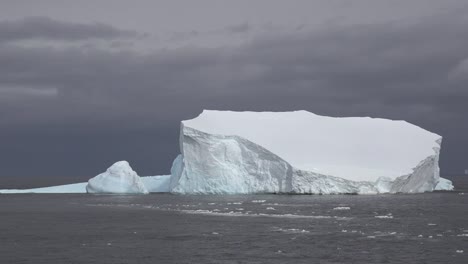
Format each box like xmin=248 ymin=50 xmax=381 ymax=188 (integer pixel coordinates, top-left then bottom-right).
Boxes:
xmin=434 ymin=177 xmax=454 ymax=191
xmin=86 ymin=161 xmax=149 ymax=194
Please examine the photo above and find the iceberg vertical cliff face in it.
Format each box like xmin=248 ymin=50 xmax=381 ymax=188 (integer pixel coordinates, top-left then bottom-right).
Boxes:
xmin=291 ymin=169 xmax=378 ymax=194
xmin=86 ymin=161 xmax=149 ymax=194
xmin=390 ymin=147 xmax=441 ymax=193
xmin=170 ymin=127 xmax=292 ymax=194
xmin=170 ymin=110 xmax=444 ymax=194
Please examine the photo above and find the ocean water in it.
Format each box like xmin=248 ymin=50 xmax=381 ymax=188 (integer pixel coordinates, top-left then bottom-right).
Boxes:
xmin=0 ymin=178 xmax=467 ymax=263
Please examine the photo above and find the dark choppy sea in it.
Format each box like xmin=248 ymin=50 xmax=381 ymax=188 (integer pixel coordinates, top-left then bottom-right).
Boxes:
xmin=1 ymin=177 xmax=467 ymax=264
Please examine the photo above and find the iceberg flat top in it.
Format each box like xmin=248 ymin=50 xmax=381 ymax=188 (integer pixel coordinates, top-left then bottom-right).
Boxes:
xmin=182 ymin=110 xmax=441 ymax=181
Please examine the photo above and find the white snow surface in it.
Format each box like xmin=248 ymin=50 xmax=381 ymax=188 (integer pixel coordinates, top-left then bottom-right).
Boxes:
xmin=86 ymin=161 xmax=149 ymax=194
xmin=170 ymin=110 xmax=443 ymax=194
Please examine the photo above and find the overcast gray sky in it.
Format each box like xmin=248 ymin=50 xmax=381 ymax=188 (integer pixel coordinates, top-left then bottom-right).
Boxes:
xmin=0 ymin=0 xmax=467 ymax=181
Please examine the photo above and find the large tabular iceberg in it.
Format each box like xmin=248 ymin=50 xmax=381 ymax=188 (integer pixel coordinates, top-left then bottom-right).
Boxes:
xmin=86 ymin=161 xmax=149 ymax=194
xmin=170 ymin=110 xmax=450 ymax=194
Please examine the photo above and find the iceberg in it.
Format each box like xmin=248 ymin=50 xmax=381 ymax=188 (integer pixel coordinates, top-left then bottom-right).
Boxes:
xmin=170 ymin=110 xmax=443 ymax=194
xmin=434 ymin=177 xmax=454 ymax=191
xmin=86 ymin=161 xmax=149 ymax=194
xmin=141 ymin=175 xmax=171 ymax=193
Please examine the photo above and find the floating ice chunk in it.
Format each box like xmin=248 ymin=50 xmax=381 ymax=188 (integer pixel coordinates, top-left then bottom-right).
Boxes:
xmin=375 ymin=215 xmax=394 ymax=219
xmin=274 ymin=228 xmax=310 ymax=234
xmin=266 ymin=207 xmax=276 ymax=210
xmin=252 ymin=200 xmax=266 ymax=203
xmin=86 ymin=161 xmax=148 ymax=194
xmin=333 ymin=207 xmax=351 ymax=210
xmin=434 ymin=177 xmax=454 ymax=191
xmin=179 ymin=209 xmax=342 ymax=219
xmin=456 ymin=250 xmax=464 ymax=253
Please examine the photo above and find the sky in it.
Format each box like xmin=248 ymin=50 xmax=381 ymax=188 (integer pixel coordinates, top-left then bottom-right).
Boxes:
xmin=0 ymin=0 xmax=467 ymax=181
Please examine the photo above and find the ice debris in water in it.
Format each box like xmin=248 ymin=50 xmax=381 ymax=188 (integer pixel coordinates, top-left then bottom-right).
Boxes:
xmin=375 ymin=215 xmax=394 ymax=219
xmin=274 ymin=228 xmax=310 ymax=234
xmin=333 ymin=207 xmax=351 ymax=210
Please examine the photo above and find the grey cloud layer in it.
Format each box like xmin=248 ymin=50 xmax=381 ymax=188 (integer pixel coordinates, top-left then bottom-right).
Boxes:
xmin=0 ymin=16 xmax=140 ymax=43
xmin=1 ymin=12 xmax=467 ymax=177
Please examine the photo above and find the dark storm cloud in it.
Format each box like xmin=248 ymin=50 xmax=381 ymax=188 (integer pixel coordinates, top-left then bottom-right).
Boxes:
xmin=1 ymin=11 xmax=468 ymax=178
xmin=225 ymin=22 xmax=251 ymax=34
xmin=0 ymin=16 xmax=141 ymax=43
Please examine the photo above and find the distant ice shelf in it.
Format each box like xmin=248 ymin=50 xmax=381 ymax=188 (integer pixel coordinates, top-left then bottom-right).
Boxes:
xmin=0 ymin=182 xmax=87 ymax=194
xmin=0 ymin=173 xmax=170 ymax=194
